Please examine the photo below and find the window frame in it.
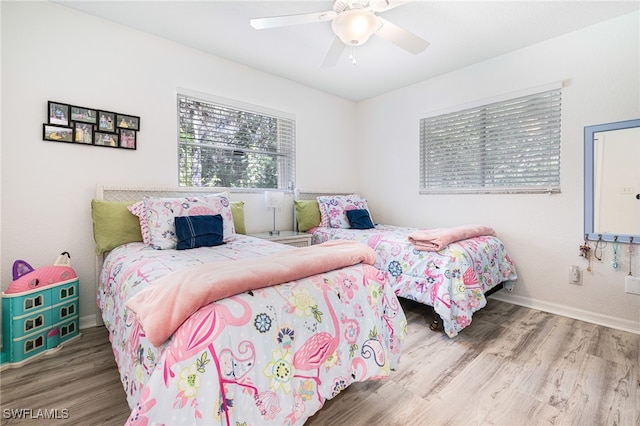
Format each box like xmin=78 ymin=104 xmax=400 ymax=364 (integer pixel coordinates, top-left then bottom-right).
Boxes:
xmin=419 ymin=83 xmax=562 ymax=194
xmin=177 ymin=89 xmax=296 ymax=191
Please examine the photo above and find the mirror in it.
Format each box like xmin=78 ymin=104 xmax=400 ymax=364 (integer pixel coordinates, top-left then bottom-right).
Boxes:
xmin=584 ymin=118 xmax=640 ymax=244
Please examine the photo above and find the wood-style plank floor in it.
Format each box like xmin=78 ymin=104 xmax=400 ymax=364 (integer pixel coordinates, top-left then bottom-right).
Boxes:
xmin=1 ymin=299 xmax=638 ymax=425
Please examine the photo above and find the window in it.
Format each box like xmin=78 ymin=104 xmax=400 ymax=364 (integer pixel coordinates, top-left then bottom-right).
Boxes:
xmin=178 ymin=93 xmax=296 ymax=190
xmin=24 ymin=295 xmax=43 ymax=311
xmin=420 ymin=85 xmax=562 ymax=194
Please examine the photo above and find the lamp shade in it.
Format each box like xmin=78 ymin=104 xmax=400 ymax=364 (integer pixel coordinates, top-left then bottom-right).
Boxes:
xmin=331 ymin=9 xmax=380 ymax=46
xmin=264 ymin=191 xmax=285 ymax=208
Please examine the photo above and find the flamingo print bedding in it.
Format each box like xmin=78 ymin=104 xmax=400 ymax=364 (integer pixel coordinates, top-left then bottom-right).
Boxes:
xmin=98 ymin=235 xmax=406 ymax=425
xmin=310 ymin=225 xmax=517 ymax=337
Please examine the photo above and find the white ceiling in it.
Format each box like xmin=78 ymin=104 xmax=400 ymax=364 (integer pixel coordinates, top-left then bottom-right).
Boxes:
xmin=54 ymin=1 xmax=640 ymax=101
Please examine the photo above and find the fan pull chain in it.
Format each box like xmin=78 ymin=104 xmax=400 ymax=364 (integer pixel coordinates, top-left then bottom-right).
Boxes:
xmin=349 ymin=46 xmax=357 ymax=65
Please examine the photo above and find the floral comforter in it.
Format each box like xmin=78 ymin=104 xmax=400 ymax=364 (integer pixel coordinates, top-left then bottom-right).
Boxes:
xmin=98 ymin=236 xmax=406 ymax=425
xmin=311 ymin=225 xmax=517 ymax=337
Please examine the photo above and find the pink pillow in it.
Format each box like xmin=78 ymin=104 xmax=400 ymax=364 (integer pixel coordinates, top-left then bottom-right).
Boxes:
xmin=128 ymin=201 xmax=152 ymax=245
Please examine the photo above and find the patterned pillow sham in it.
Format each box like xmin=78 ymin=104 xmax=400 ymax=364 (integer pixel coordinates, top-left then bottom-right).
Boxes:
xmin=316 ymin=194 xmax=372 ymax=229
xmin=127 ymin=201 xmax=152 ymax=245
xmin=136 ymin=193 xmax=235 ymax=249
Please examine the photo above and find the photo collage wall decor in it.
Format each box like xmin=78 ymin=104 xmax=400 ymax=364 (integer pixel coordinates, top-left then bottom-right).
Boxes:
xmin=43 ymin=101 xmax=140 ymax=150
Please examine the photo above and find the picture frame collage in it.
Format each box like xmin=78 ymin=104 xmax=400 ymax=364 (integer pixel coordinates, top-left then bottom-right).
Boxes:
xmin=43 ymin=101 xmax=140 ymax=150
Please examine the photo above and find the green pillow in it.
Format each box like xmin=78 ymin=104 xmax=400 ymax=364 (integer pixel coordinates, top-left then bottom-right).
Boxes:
xmin=91 ymin=200 xmax=143 ymax=255
xmin=231 ymin=201 xmax=246 ymax=235
xmin=294 ymin=200 xmax=321 ymax=232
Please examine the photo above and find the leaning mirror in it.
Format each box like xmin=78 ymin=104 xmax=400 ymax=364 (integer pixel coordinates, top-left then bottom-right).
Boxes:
xmin=584 ymin=118 xmax=640 ymax=244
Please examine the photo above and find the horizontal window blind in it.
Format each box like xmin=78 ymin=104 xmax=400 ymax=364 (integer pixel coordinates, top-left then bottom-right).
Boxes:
xmin=420 ymin=87 xmax=562 ymax=194
xmin=178 ymin=94 xmax=295 ymax=189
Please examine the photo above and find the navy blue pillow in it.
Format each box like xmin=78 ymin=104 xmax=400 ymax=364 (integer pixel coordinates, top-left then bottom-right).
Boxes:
xmin=175 ymin=215 xmax=224 ymax=250
xmin=346 ymin=209 xmax=375 ymax=230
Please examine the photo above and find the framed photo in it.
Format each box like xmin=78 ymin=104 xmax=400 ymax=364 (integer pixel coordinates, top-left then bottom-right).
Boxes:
xmin=73 ymin=122 xmax=94 ymax=144
xmin=43 ymin=124 xmax=73 ymax=142
xmin=119 ymin=129 xmax=137 ymax=149
xmin=116 ymin=114 xmax=140 ymax=131
xmin=48 ymin=102 xmax=70 ymax=126
xmin=94 ymin=131 xmax=119 ymax=147
xmin=97 ymin=111 xmax=116 ymax=132
xmin=70 ymin=105 xmax=97 ymax=124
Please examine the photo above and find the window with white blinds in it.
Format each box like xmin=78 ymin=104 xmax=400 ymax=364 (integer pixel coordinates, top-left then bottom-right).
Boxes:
xmin=178 ymin=94 xmax=295 ymax=190
xmin=419 ymin=86 xmax=562 ymax=194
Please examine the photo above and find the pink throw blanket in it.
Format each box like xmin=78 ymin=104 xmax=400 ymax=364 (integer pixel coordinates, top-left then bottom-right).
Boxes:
xmin=408 ymin=225 xmax=496 ymax=251
xmin=125 ymin=240 xmax=376 ymax=346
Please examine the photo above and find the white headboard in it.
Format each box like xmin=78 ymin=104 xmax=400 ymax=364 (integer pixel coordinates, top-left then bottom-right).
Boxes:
xmin=294 ymin=188 xmax=357 ymax=200
xmin=293 ymin=189 xmax=359 ymax=231
xmin=96 ymin=184 xmax=231 ymax=202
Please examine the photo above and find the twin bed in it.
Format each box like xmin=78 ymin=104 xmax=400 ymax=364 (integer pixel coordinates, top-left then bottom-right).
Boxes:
xmin=294 ymin=190 xmax=518 ymax=338
xmin=93 ymin=185 xmax=516 ymax=425
xmin=93 ymin=186 xmax=406 ymax=425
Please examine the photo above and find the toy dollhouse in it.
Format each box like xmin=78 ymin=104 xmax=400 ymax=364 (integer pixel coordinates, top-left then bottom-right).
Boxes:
xmin=1 ymin=253 xmax=80 ymax=369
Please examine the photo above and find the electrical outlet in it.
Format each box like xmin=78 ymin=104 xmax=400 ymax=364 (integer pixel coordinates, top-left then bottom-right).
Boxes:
xmin=624 ymin=275 xmax=640 ymax=295
xmin=569 ymin=265 xmax=582 ymax=285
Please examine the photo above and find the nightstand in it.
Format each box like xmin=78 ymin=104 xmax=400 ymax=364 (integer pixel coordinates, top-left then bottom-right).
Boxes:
xmin=250 ymin=231 xmax=313 ymax=247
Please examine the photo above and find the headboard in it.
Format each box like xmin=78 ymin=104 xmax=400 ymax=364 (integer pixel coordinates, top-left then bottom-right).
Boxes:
xmin=96 ymin=184 xmax=231 ymax=202
xmin=293 ymin=189 xmax=357 ymax=200
xmin=293 ymin=189 xmax=358 ymax=231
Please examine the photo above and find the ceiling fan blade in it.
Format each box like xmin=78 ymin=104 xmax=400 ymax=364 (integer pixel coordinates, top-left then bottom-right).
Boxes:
xmin=375 ymin=16 xmax=429 ymax=54
xmin=321 ymin=36 xmax=346 ymax=68
xmin=367 ymin=0 xmax=409 ymax=13
xmin=250 ymin=11 xmax=336 ymax=30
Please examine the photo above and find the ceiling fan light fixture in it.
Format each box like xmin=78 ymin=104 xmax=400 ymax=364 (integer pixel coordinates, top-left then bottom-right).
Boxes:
xmin=331 ymin=9 xmax=379 ymax=46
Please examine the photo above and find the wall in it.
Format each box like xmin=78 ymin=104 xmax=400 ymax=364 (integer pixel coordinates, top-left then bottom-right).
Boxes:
xmin=0 ymin=2 xmax=358 ymax=328
xmin=355 ymin=11 xmax=640 ymax=332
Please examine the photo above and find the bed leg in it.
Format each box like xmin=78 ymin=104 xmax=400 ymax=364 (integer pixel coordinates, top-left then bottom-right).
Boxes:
xmin=429 ymin=306 xmax=440 ymax=331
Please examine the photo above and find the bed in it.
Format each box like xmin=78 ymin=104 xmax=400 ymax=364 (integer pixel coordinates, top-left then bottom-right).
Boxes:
xmin=92 ymin=185 xmax=406 ymax=425
xmin=294 ymin=190 xmax=518 ymax=338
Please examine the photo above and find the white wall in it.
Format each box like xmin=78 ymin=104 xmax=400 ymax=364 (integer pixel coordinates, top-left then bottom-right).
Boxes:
xmin=0 ymin=2 xmax=358 ymax=328
xmin=355 ymin=11 xmax=640 ymax=332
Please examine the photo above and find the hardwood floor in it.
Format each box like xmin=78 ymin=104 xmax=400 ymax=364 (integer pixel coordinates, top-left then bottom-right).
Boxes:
xmin=1 ymin=299 xmax=638 ymax=425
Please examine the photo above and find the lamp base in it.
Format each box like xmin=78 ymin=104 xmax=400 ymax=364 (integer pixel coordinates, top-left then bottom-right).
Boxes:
xmin=269 ymin=230 xmax=280 ymax=236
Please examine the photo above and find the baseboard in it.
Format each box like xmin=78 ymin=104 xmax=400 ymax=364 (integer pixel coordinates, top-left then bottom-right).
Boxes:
xmin=79 ymin=314 xmax=98 ymax=330
xmin=490 ymin=292 xmax=640 ymax=335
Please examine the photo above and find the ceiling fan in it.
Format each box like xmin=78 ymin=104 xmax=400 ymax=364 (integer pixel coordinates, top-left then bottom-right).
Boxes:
xmin=250 ymin=0 xmax=429 ymax=67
